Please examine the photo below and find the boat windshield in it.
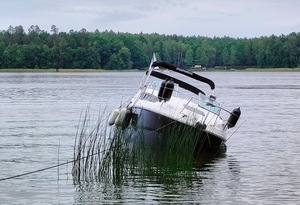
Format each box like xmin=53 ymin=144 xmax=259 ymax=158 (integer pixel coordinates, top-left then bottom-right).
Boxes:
xmin=198 ymin=94 xmax=221 ymax=114
xmin=147 ymin=79 xmax=162 ymax=90
xmin=147 ymin=79 xmax=179 ymax=95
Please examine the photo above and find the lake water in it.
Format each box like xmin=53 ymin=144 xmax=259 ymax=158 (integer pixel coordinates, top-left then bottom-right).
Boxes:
xmin=0 ymin=71 xmax=300 ymax=204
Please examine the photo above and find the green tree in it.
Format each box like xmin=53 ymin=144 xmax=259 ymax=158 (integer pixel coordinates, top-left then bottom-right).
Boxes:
xmin=0 ymin=42 xmax=5 ymax=67
xmin=285 ymin=32 xmax=300 ymax=68
xmin=72 ymin=47 xmax=88 ymax=68
xmin=0 ymin=25 xmax=299 ymax=70
xmin=195 ymin=47 xmax=208 ymax=67
xmin=222 ymin=47 xmax=230 ymax=68
xmin=22 ymin=45 xmax=40 ymax=68
xmin=195 ymin=40 xmax=216 ymax=67
xmin=117 ymin=46 xmax=133 ymax=69
xmin=229 ymin=45 xmax=238 ymax=67
xmin=184 ymin=47 xmax=194 ymax=67
xmin=2 ymin=44 xmax=24 ymax=68
xmin=244 ymin=40 xmax=254 ymax=66
xmin=105 ymin=53 xmax=121 ymax=70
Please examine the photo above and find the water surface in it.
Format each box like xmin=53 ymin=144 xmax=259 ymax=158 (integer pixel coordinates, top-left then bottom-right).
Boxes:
xmin=1 ymin=71 xmax=300 ymax=204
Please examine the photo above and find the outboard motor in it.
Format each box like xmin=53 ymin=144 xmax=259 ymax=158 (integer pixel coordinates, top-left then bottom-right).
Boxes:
xmin=227 ymin=107 xmax=241 ymax=129
xmin=158 ymin=79 xmax=174 ymax=102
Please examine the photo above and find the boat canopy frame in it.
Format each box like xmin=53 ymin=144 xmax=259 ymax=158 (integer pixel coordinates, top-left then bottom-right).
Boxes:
xmin=151 ymin=61 xmax=215 ymax=90
xmin=148 ymin=70 xmax=206 ymax=96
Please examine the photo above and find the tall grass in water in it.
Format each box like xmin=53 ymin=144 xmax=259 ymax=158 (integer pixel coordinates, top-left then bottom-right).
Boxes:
xmin=72 ymin=108 xmax=132 ymax=184
xmin=72 ymin=109 xmax=222 ymax=184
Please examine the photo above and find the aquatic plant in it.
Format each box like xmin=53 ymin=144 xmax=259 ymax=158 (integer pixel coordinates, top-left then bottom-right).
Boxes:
xmin=72 ymin=108 xmax=224 ymax=184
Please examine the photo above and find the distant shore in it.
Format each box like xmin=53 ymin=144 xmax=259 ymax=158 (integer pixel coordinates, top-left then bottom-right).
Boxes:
xmin=243 ymin=67 xmax=300 ymax=72
xmin=0 ymin=68 xmax=142 ymax=73
xmin=0 ymin=67 xmax=299 ymax=73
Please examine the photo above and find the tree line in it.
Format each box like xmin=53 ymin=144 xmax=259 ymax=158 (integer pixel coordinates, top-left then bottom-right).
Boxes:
xmin=0 ymin=25 xmax=299 ymax=70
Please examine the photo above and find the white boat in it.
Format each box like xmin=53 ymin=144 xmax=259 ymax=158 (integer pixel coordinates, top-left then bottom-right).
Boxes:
xmin=108 ymin=53 xmax=241 ymax=153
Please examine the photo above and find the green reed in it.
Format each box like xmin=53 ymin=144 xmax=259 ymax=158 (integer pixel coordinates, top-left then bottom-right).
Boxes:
xmin=72 ymin=108 xmax=219 ymax=184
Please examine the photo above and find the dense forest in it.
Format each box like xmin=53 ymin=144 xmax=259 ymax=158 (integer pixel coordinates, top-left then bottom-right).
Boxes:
xmin=0 ymin=25 xmax=299 ymax=70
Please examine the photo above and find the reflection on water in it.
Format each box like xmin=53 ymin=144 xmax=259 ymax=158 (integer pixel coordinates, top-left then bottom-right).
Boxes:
xmin=73 ymin=149 xmax=240 ymax=204
xmin=1 ymin=72 xmax=300 ymax=204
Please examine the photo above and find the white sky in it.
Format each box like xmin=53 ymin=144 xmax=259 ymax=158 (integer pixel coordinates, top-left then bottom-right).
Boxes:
xmin=1 ymin=0 xmax=299 ymax=38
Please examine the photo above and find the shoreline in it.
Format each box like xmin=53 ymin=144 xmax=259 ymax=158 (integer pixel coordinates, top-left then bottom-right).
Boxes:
xmin=0 ymin=67 xmax=300 ymax=73
xmin=0 ymin=68 xmax=143 ymax=73
xmin=243 ymin=67 xmax=300 ymax=72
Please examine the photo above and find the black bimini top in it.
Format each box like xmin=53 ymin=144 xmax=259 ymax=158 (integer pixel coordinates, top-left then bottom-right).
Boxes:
xmin=152 ymin=61 xmax=215 ymax=90
xmin=149 ymin=70 xmax=206 ymax=95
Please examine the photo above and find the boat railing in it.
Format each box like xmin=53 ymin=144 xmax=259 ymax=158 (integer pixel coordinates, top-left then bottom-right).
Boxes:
xmin=143 ymin=79 xmax=238 ymax=130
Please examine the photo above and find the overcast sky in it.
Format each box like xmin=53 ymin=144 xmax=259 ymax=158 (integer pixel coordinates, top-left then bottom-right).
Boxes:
xmin=1 ymin=0 xmax=299 ymax=38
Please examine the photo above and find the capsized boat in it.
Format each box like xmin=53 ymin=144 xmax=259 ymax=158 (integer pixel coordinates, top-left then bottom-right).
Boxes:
xmin=108 ymin=53 xmax=241 ymax=152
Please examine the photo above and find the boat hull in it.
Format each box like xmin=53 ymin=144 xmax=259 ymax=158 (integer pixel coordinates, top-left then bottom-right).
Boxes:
xmin=125 ymin=107 xmax=225 ymax=154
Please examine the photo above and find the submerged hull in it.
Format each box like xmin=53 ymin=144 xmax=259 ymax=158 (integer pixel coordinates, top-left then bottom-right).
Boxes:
xmin=127 ymin=107 xmax=225 ymax=154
